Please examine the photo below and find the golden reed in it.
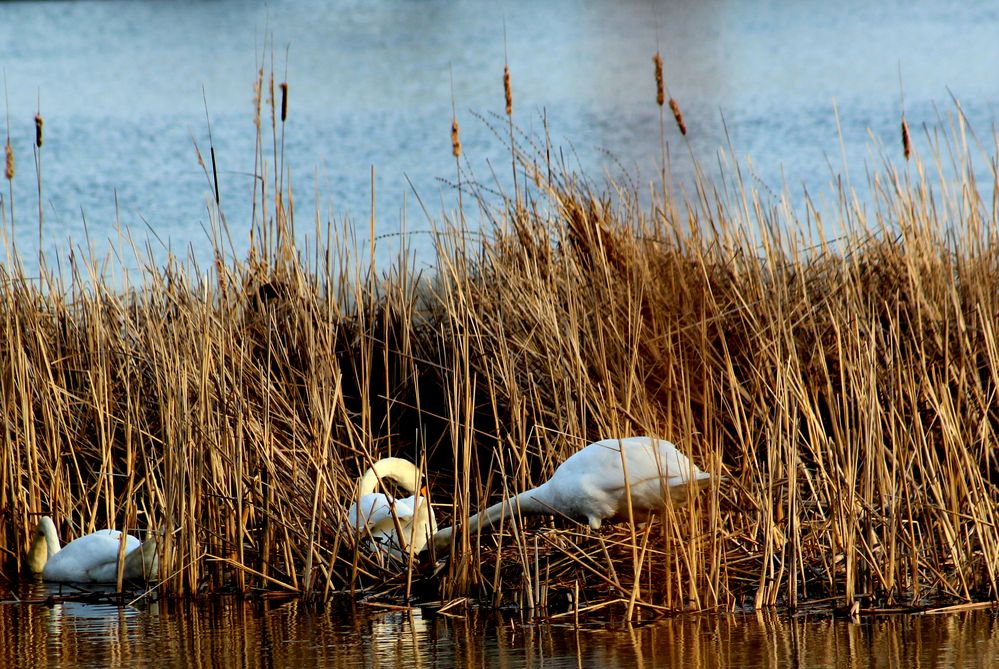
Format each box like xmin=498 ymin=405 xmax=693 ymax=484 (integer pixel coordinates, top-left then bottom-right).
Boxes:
xmin=4 ymin=142 xmax=11 ymax=180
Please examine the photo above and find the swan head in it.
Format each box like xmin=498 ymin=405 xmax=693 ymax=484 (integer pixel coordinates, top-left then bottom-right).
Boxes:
xmin=123 ymin=533 xmax=159 ymax=581
xmin=25 ymin=516 xmax=59 ymax=575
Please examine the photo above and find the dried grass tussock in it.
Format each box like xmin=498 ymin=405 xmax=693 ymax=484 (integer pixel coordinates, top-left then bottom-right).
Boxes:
xmin=1 ymin=64 xmax=998 ymax=620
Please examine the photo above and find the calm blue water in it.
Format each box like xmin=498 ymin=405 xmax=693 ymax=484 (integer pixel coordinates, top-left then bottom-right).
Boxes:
xmin=1 ymin=0 xmax=997 ymax=278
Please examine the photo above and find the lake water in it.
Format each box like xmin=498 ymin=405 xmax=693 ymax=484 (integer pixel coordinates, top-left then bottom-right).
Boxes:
xmin=1 ymin=0 xmax=998 ymax=277
xmin=2 ymin=581 xmax=997 ymax=668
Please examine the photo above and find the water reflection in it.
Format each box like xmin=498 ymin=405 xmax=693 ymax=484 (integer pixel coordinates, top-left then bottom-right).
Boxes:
xmin=1 ymin=582 xmax=997 ymax=668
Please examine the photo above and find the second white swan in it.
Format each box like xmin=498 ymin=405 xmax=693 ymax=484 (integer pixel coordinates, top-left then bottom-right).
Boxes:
xmin=347 ymin=457 xmax=437 ymax=558
xmin=26 ymin=516 xmax=158 ymax=583
xmin=433 ymin=436 xmax=713 ymax=551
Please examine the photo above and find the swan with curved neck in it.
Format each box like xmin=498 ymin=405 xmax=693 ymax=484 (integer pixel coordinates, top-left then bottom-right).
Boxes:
xmin=347 ymin=457 xmax=437 ymax=558
xmin=26 ymin=516 xmax=158 ymax=583
xmin=433 ymin=436 xmax=712 ymax=551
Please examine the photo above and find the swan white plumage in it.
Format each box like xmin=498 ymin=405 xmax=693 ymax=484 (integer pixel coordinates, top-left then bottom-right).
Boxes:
xmin=347 ymin=457 xmax=437 ymax=558
xmin=433 ymin=436 xmax=712 ymax=551
xmin=26 ymin=516 xmax=158 ymax=583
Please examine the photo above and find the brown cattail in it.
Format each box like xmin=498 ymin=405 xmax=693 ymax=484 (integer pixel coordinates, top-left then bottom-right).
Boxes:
xmin=653 ymin=52 xmax=664 ymax=107
xmin=451 ymin=118 xmax=461 ymax=158
xmin=279 ymin=83 xmax=288 ymax=122
xmin=34 ymin=114 xmax=44 ymax=148
xmin=669 ymin=97 xmax=687 ymax=136
xmin=503 ymin=65 xmax=512 ymax=116
xmin=4 ymin=142 xmax=12 ymax=180
xmin=901 ymin=115 xmax=911 ymax=160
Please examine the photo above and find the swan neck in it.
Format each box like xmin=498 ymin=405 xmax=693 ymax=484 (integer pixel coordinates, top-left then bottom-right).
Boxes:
xmin=41 ymin=517 xmax=60 ymax=555
xmin=25 ymin=516 xmax=60 ymax=574
xmin=358 ymin=457 xmax=423 ymax=496
xmin=432 ymin=486 xmax=548 ymax=552
xmin=509 ymin=487 xmax=548 ymax=515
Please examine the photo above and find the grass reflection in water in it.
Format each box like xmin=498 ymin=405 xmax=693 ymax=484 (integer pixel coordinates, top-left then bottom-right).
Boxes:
xmin=1 ymin=585 xmax=996 ymax=668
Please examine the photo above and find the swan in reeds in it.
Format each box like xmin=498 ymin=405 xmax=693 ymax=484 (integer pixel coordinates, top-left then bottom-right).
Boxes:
xmin=433 ymin=436 xmax=712 ymax=551
xmin=347 ymin=457 xmax=437 ymax=558
xmin=26 ymin=516 xmax=158 ymax=583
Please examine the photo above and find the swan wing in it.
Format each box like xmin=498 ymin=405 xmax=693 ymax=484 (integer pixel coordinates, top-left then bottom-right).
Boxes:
xmin=572 ymin=437 xmax=707 ymax=487
xmin=348 ymin=493 xmax=394 ymax=532
xmin=43 ymin=530 xmax=142 ymax=583
xmin=349 ymin=492 xmax=437 ymax=555
xmin=548 ymin=437 xmax=711 ymax=526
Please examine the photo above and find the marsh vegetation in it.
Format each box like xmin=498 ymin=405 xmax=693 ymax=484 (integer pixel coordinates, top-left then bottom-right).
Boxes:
xmin=2 ymin=62 xmax=998 ymax=621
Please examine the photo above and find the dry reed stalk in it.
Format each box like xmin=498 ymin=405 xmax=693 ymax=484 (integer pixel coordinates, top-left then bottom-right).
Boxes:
xmin=33 ymin=112 xmax=44 ymax=245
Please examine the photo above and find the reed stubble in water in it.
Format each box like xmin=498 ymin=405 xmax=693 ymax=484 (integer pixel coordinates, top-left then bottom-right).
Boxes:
xmin=0 ymin=65 xmax=996 ymax=619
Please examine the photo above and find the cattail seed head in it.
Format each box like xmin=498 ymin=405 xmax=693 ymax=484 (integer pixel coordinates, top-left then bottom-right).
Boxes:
xmin=653 ymin=52 xmax=664 ymax=107
xmin=451 ymin=118 xmax=461 ymax=158
xmin=34 ymin=114 xmax=44 ymax=148
xmin=669 ymin=97 xmax=687 ymax=136
xmin=901 ymin=116 xmax=911 ymax=160
xmin=280 ymin=83 xmax=288 ymax=122
xmin=4 ymin=142 xmax=12 ymax=180
xmin=503 ymin=65 xmax=512 ymax=116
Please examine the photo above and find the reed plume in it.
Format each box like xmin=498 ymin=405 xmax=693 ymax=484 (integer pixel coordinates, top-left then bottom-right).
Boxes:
xmin=451 ymin=118 xmax=461 ymax=158
xmin=34 ymin=114 xmax=44 ymax=148
xmin=901 ymin=114 xmax=911 ymax=159
xmin=669 ymin=97 xmax=686 ymax=135
xmin=653 ymin=52 xmax=664 ymax=107
xmin=504 ymin=65 xmax=512 ymax=116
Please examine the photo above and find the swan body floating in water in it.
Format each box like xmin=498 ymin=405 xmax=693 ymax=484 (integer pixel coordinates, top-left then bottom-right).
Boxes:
xmin=433 ymin=436 xmax=712 ymax=551
xmin=347 ymin=457 xmax=437 ymax=558
xmin=26 ymin=516 xmax=158 ymax=583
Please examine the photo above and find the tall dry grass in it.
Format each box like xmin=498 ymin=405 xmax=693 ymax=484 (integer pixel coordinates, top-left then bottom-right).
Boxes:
xmin=1 ymin=63 xmax=997 ymax=620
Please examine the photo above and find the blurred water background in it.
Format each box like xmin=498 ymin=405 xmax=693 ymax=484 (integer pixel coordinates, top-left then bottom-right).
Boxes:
xmin=1 ymin=0 xmax=996 ymax=275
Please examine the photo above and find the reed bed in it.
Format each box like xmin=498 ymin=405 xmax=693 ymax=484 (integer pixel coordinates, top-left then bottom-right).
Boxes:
xmin=1 ymin=64 xmax=998 ymax=620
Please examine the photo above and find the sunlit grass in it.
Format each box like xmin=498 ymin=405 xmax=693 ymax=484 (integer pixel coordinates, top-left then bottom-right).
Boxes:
xmin=2 ymin=61 xmax=997 ymax=621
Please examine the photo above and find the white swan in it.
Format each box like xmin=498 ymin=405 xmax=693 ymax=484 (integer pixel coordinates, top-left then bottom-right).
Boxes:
xmin=433 ymin=436 xmax=713 ymax=551
xmin=347 ymin=457 xmax=437 ymax=558
xmin=26 ymin=516 xmax=158 ymax=583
